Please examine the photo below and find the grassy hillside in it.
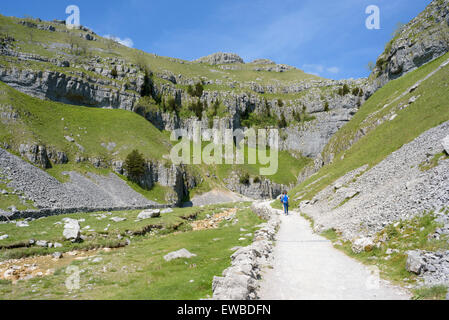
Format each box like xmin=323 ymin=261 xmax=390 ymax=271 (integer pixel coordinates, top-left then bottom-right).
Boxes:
xmin=0 ymin=14 xmax=322 ymax=90
xmin=289 ymin=52 xmax=449 ymax=206
xmin=0 ymin=81 xmax=171 ymax=162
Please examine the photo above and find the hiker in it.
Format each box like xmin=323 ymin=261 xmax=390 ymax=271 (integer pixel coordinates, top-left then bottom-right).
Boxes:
xmin=282 ymin=191 xmax=289 ymax=215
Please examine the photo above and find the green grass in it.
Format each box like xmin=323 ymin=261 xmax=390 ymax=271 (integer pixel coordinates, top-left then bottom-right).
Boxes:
xmin=0 ymin=206 xmax=263 ymax=300
xmin=289 ymin=52 xmax=449 ymax=206
xmin=418 ymin=152 xmax=448 ymax=171
xmin=0 ymin=81 xmax=171 ymax=162
xmin=412 ymin=285 xmax=448 ymax=300
xmin=0 ymin=182 xmax=35 ymax=211
xmin=0 ymin=14 xmax=322 ymax=96
xmin=0 ymin=202 xmax=245 ymax=258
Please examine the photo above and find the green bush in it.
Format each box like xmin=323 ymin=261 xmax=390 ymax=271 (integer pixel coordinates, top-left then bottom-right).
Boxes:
xmin=124 ymin=150 xmax=146 ymax=183
xmin=277 ymin=99 xmax=284 ymax=108
xmin=111 ymin=66 xmax=118 ymax=79
xmin=253 ymin=176 xmax=261 ymax=183
xmin=188 ymin=99 xmax=205 ymax=119
xmin=337 ymin=84 xmax=351 ymax=96
xmin=187 ymin=83 xmax=204 ymax=98
xmin=324 ymin=101 xmax=330 ymax=112
xmin=239 ymin=172 xmax=250 ymax=185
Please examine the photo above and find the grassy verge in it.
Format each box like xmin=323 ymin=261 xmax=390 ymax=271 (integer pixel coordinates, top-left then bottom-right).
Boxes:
xmin=0 ymin=205 xmax=263 ymax=300
xmin=0 ymin=203 xmax=244 ymax=259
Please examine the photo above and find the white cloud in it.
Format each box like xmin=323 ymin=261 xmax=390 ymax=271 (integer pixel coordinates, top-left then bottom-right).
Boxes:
xmin=326 ymin=66 xmax=340 ymax=74
xmin=103 ymin=34 xmax=134 ymax=48
xmin=302 ymin=64 xmax=340 ymax=76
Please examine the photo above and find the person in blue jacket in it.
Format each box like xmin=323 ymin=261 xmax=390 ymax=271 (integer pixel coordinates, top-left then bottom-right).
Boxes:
xmin=281 ymin=191 xmax=289 ymax=215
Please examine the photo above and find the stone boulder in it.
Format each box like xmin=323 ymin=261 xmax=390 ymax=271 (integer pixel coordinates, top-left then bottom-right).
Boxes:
xmin=442 ymin=135 xmax=449 ymax=155
xmin=137 ymin=209 xmax=161 ymax=220
xmin=163 ymin=248 xmax=197 ymax=262
xmin=351 ymin=237 xmax=374 ymax=254
xmin=405 ymin=251 xmax=425 ymax=275
xmin=63 ymin=218 xmax=81 ymax=241
xmin=212 ymin=274 xmax=257 ymax=300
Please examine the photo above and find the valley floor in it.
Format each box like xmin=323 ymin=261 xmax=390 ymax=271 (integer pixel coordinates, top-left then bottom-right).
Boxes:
xmin=259 ymin=207 xmax=410 ymax=300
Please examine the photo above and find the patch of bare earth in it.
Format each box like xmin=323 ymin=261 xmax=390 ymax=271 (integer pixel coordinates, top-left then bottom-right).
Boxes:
xmin=191 ymin=208 xmax=237 ymax=231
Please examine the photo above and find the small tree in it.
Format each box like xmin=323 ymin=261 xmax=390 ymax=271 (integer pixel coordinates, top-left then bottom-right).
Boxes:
xmin=111 ymin=66 xmax=118 ymax=79
xmin=277 ymin=99 xmax=284 ymax=108
xmin=194 ymin=82 xmax=204 ymax=98
xmin=189 ymin=99 xmax=204 ymax=119
xmin=324 ymin=101 xmax=330 ymax=112
xmin=187 ymin=84 xmax=194 ymax=96
xmin=239 ymin=172 xmax=250 ymax=185
xmin=124 ymin=150 xmax=146 ymax=183
xmin=166 ymin=96 xmax=179 ymax=113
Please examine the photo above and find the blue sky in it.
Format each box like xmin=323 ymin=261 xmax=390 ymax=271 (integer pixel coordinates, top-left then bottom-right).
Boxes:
xmin=1 ymin=0 xmax=430 ymax=79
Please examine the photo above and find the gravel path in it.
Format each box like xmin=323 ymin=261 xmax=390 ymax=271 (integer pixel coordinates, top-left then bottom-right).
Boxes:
xmin=258 ymin=208 xmax=410 ymax=300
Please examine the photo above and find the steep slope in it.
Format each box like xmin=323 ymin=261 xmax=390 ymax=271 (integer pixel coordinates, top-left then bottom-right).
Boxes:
xmin=368 ymin=0 xmax=449 ymax=93
xmin=290 ymin=51 xmax=449 ymax=206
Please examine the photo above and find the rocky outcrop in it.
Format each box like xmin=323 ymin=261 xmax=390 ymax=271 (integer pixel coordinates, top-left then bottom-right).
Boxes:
xmin=111 ymin=160 xmax=195 ymax=205
xmin=406 ymin=250 xmax=449 ymax=286
xmin=0 ymin=66 xmax=139 ymax=110
xmin=212 ymin=201 xmax=280 ymax=300
xmin=224 ymin=173 xmax=287 ymax=200
xmin=368 ymin=0 xmax=449 ymax=93
xmin=194 ymin=52 xmax=244 ymax=65
xmin=18 ymin=144 xmax=51 ymax=169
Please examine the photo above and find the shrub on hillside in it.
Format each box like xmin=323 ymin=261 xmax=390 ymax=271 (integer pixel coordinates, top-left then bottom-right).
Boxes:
xmin=187 ymin=83 xmax=204 ymax=98
xmin=239 ymin=172 xmax=250 ymax=185
xmin=188 ymin=99 xmax=205 ymax=119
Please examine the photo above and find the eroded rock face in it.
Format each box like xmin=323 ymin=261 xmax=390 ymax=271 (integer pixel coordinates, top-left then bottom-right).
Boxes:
xmin=0 ymin=67 xmax=138 ymax=110
xmin=368 ymin=0 xmax=449 ymax=93
xmin=224 ymin=173 xmax=286 ymax=200
xmin=18 ymin=144 xmax=51 ymax=169
xmin=194 ymin=52 xmax=244 ymax=65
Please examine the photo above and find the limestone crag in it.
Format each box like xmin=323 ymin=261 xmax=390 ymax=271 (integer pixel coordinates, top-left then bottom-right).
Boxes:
xmin=194 ymin=52 xmax=244 ymax=65
xmin=368 ymin=0 xmax=449 ymax=93
xmin=224 ymin=173 xmax=287 ymax=200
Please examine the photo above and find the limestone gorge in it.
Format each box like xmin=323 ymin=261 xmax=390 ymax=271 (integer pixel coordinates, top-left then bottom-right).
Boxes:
xmin=0 ymin=0 xmax=449 ymax=301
